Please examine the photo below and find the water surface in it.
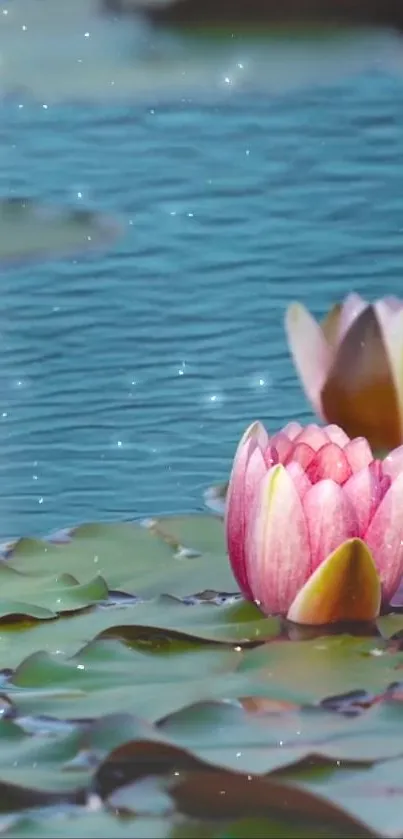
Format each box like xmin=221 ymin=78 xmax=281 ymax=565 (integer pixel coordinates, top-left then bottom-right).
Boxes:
xmin=1 ymin=18 xmax=403 ymax=539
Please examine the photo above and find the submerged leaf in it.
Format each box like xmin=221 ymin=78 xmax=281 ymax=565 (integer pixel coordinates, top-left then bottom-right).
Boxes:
xmin=0 ymin=198 xmax=120 ymax=268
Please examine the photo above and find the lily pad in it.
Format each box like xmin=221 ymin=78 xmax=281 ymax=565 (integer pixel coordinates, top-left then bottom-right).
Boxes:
xmin=8 ymin=516 xmax=233 ymax=599
xmin=237 ymin=636 xmax=399 ymax=702
xmin=0 ymin=569 xmax=108 ymax=620
xmin=290 ymin=749 xmax=403 ymax=837
xmin=0 ymin=198 xmax=120 ymax=267
xmin=1 ymin=0 xmax=400 ymax=103
xmin=0 ymin=712 xmax=160 ymax=799
xmin=0 ymin=516 xmax=234 ymax=622
xmin=0 ymin=510 xmax=403 ymax=836
xmin=0 ymin=812 xmax=174 ymax=839
xmin=97 ymin=747 xmax=375 ymax=837
xmin=0 ymin=597 xmax=280 ymax=670
xmin=6 ymin=638 xmax=245 ymax=721
xmin=376 ymin=613 xmax=403 ymax=640
xmin=157 ymin=696 xmax=403 ymax=772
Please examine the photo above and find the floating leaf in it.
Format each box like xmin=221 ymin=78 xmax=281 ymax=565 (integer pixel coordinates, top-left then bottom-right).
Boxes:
xmin=156 ymin=697 xmax=403 ymax=774
xmin=148 ymin=515 xmax=226 ymax=556
xmin=0 ymin=596 xmax=281 ymax=671
xmin=0 ymin=567 xmax=108 ymax=621
xmin=237 ymin=636 xmax=399 ymax=702
xmin=99 ymin=749 xmax=375 ymax=837
xmin=377 ymin=613 xmax=403 ymax=640
xmin=7 ymin=638 xmax=244 ymax=721
xmin=0 ymin=809 xmax=174 ymax=839
xmin=2 ymin=1 xmax=399 ymax=104
xmin=0 ymin=198 xmax=120 ymax=267
xmin=291 ymin=748 xmax=403 ymax=837
xmin=0 ymin=511 xmax=402 ymax=835
xmin=210 ymin=814 xmax=363 ymax=839
xmin=7 ymin=517 xmax=234 ymax=602
xmin=0 ymin=516 xmax=236 ymax=624
xmin=0 ymin=712 xmax=173 ymax=812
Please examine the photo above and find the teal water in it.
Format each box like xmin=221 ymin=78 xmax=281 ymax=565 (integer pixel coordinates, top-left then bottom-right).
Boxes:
xmin=1 ymin=65 xmax=403 ymax=539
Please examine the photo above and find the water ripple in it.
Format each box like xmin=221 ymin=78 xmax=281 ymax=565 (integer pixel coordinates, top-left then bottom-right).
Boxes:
xmin=0 ymin=73 xmax=402 ymax=536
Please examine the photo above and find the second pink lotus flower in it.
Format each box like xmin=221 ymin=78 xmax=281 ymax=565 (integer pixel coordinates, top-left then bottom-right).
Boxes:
xmin=226 ymin=421 xmax=403 ymax=624
xmin=285 ymin=293 xmax=403 ymax=451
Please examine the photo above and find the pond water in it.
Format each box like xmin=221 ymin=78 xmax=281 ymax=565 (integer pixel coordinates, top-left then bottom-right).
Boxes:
xmin=1 ymin=7 xmax=403 ymax=540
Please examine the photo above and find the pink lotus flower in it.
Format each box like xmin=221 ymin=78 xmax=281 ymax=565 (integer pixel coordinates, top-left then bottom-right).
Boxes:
xmin=285 ymin=294 xmax=403 ymax=452
xmin=226 ymin=420 xmax=403 ymax=624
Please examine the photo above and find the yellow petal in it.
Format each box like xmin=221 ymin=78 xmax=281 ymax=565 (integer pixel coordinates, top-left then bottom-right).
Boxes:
xmin=321 ymin=304 xmax=401 ymax=451
xmin=287 ymin=538 xmax=381 ymax=625
xmin=320 ymin=302 xmax=342 ymax=348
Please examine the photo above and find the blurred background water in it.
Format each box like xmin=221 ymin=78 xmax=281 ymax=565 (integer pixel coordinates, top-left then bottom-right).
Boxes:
xmin=1 ymin=0 xmax=403 ymax=538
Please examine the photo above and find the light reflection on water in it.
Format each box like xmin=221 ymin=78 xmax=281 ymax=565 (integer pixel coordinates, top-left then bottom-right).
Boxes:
xmin=0 ymin=3 xmax=403 ymax=538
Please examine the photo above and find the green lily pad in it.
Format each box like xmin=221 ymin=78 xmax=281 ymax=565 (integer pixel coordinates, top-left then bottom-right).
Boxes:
xmin=158 ymin=695 xmax=403 ymax=771
xmin=209 ymin=814 xmax=364 ymax=839
xmin=0 ymin=198 xmax=120 ymax=268
xmin=0 ymin=569 xmax=108 ymax=620
xmin=0 ymin=511 xmax=402 ymax=836
xmin=9 ymin=516 xmax=232 ymax=596
xmin=291 ymin=746 xmax=403 ymax=837
xmin=376 ymin=613 xmax=403 ymax=640
xmin=0 ymin=516 xmax=235 ymax=623
xmin=0 ymin=718 xmax=85 ymax=798
xmin=0 ymin=712 xmax=159 ymax=798
xmin=6 ymin=638 xmax=245 ymax=721
xmin=98 ymin=750 xmax=375 ymax=837
xmin=0 ymin=597 xmax=280 ymax=670
xmin=0 ymin=811 xmax=175 ymax=839
xmin=238 ymin=636 xmax=399 ymax=702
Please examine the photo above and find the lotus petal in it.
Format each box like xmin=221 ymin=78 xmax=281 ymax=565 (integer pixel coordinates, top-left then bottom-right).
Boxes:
xmin=306 ymin=442 xmax=352 ymax=485
xmin=321 ymin=305 xmax=401 ymax=450
xmin=343 ymin=466 xmax=384 ymax=535
xmin=285 ymin=461 xmax=312 ymax=499
xmin=286 ymin=442 xmax=316 ymax=470
xmin=293 ymin=424 xmax=330 ymax=451
xmin=268 ymin=432 xmax=293 ymax=462
xmin=338 ymin=292 xmax=368 ymax=343
xmin=324 ymin=424 xmax=350 ymax=447
xmin=285 ymin=304 xmax=332 ymax=416
xmin=376 ymin=307 xmax=403 ymax=445
xmin=303 ymin=479 xmax=357 ymax=571
xmin=287 ymin=538 xmax=381 ymax=625
xmin=225 ymin=424 xmax=267 ymax=598
xmin=246 ymin=465 xmax=310 ymax=615
xmin=282 ymin=421 xmax=303 ymax=441
xmin=344 ymin=437 xmax=374 ymax=472
xmin=320 ymin=303 xmax=342 ymax=348
xmin=383 ymin=445 xmax=403 ymax=481
xmin=365 ymin=470 xmax=403 ymax=603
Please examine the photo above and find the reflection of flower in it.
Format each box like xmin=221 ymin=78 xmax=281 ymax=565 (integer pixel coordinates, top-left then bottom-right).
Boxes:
xmin=285 ymin=294 xmax=403 ymax=452
xmin=226 ymin=421 xmax=403 ymax=625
